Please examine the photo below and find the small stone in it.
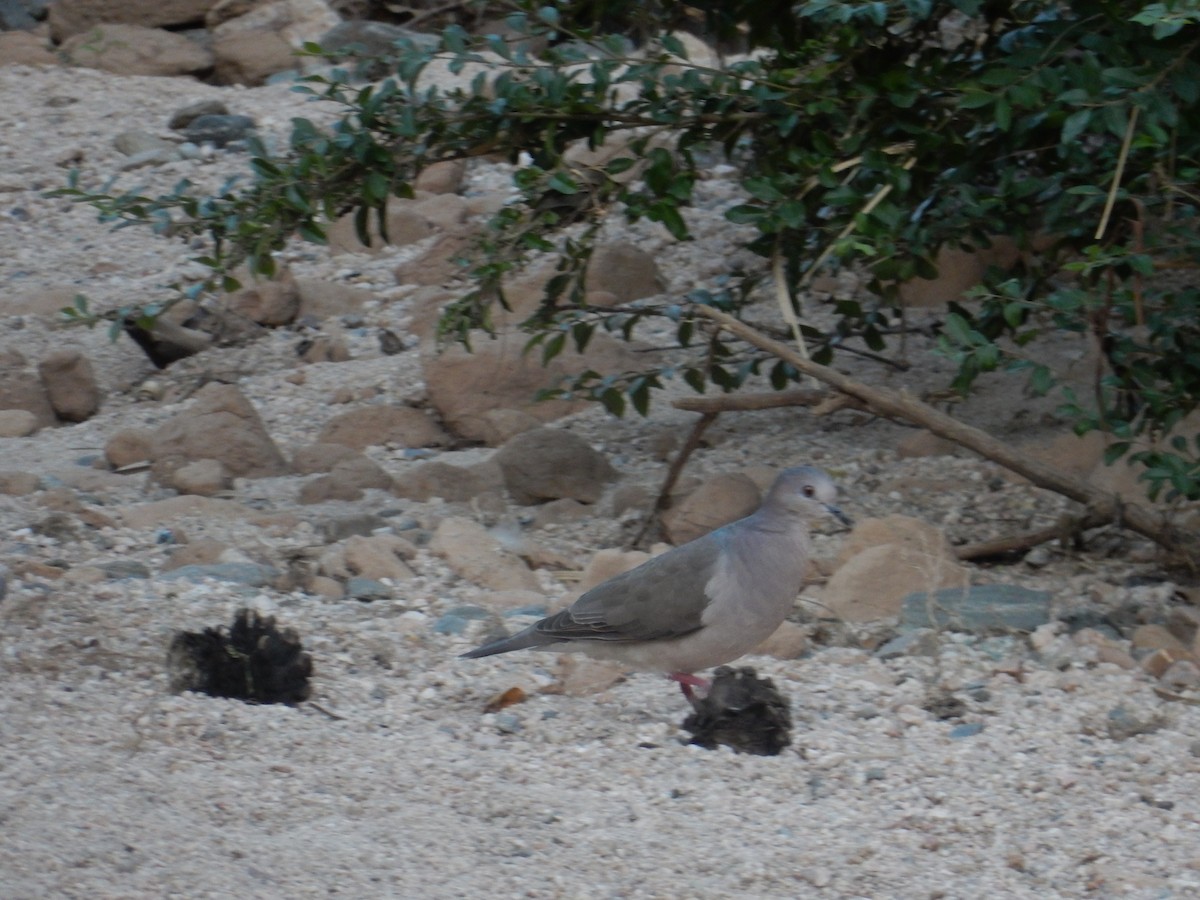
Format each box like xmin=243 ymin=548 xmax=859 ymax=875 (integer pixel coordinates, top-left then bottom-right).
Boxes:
xmin=875 ymin=629 xmax=941 ymax=659
xmin=0 ymin=409 xmax=38 ymax=437
xmin=160 ymin=563 xmax=280 ymax=588
xmin=346 ymin=577 xmax=392 ymax=602
xmin=1160 ymin=659 xmax=1200 ymax=689
xmin=97 ymin=560 xmax=151 ymax=580
xmin=433 ymin=606 xmax=492 ymax=635
xmin=168 ymin=100 xmax=229 ymax=130
xmin=948 ymin=722 xmax=984 ymax=739
xmin=182 ymin=114 xmax=257 ymax=147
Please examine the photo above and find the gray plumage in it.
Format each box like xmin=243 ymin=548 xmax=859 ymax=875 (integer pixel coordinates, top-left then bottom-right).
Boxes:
xmin=461 ymin=466 xmax=847 ymax=682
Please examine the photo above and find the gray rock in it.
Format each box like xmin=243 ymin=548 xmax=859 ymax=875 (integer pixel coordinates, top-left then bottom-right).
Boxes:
xmin=113 ymin=130 xmax=176 ymax=157
xmin=346 ymin=577 xmax=391 ymax=602
xmin=183 ymin=114 xmax=257 ymax=148
xmin=168 ymin=99 xmax=229 ymax=130
xmin=318 ymin=513 xmax=389 ymax=543
xmin=875 ymin=629 xmax=941 ymax=659
xmin=900 ymin=584 xmax=1053 ymax=635
xmin=493 ymin=427 xmax=618 ymax=505
xmin=160 ymin=563 xmax=280 ymax=587
xmin=433 ymin=605 xmax=492 ymax=635
xmin=97 ymin=560 xmax=151 ymax=580
xmin=949 ymin=723 xmax=984 ymax=739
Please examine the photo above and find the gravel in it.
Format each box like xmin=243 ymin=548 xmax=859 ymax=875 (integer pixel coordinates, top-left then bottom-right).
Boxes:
xmin=2 ymin=63 xmax=1199 ymax=899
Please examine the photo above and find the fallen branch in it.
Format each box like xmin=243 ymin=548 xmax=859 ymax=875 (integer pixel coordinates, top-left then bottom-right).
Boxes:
xmin=672 ymin=388 xmax=826 ymax=413
xmin=634 ymin=411 xmax=718 ymax=547
xmin=954 ymin=511 xmax=1111 ymax=561
xmin=695 ymin=305 xmax=1194 ymax=557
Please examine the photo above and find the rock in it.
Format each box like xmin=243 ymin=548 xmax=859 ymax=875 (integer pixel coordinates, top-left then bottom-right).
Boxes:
xmin=421 ymin=328 xmax=650 ymax=442
xmin=317 ymin=405 xmax=449 ymax=450
xmin=346 ymin=577 xmax=392 ymax=602
xmin=493 ymin=428 xmax=618 ymax=505
xmin=895 ymin=429 xmax=958 ymax=459
xmin=316 ymin=513 xmax=389 ymax=543
xmin=171 ymin=458 xmax=232 ymax=496
xmin=209 ymin=0 xmax=339 ymax=85
xmin=319 ymin=534 xmax=415 ymax=582
xmin=60 ymin=24 xmax=214 ymax=76
xmin=113 ymin=130 xmax=177 ymax=157
xmin=900 ymin=584 xmax=1053 ymax=634
xmin=328 ymin=200 xmax=433 ymax=254
xmin=0 ymin=363 xmax=57 ymax=429
xmin=1101 ymin=704 xmax=1164 ymax=741
xmin=220 ymin=268 xmax=299 ymax=325
xmin=1130 ymin=623 xmax=1194 ymax=658
xmin=104 ymin=428 xmax=155 ymax=469
xmin=149 ymin=383 xmax=288 ymax=483
xmin=1160 ymin=659 xmax=1200 ymax=689
xmin=822 ymin=515 xmax=970 ymax=622
xmin=297 ymin=333 xmax=350 ymax=363
xmin=163 ymin=537 xmax=230 ymax=570
xmin=391 ymin=459 xmax=504 ymax=503
xmin=168 ymin=99 xmax=229 ymax=130
xmin=585 ymin=242 xmax=666 ymax=304
xmin=661 ymin=472 xmax=760 ymax=544
xmin=433 ymin=605 xmax=492 ymax=635
xmin=471 ymin=408 xmax=541 ymax=447
xmin=392 ymin=232 xmax=474 ymax=289
xmin=415 ymin=159 xmax=466 ymax=194
xmin=430 ymin=516 xmax=541 ymax=591
xmin=160 ymin=563 xmax=281 ymax=587
xmin=875 ymin=629 xmax=942 ymax=659
xmin=38 ymin=349 xmax=100 ymax=422
xmin=294 ymin=279 xmax=370 ymax=320
xmin=549 ymin=656 xmax=627 ymax=696
xmin=182 ymin=114 xmax=257 ymax=148
xmin=48 ymin=0 xmax=216 ymax=41
xmin=290 ymin=441 xmax=361 ymax=474
xmin=529 ymin=498 xmax=591 ymax=528
xmin=578 ymin=548 xmax=650 ymax=591
xmin=0 ymin=31 xmax=58 ymax=67
xmin=0 ymin=471 xmax=40 ymax=495
xmin=753 ymin=621 xmax=810 ymax=660
xmin=0 ymin=409 xmax=38 ymax=437
xmin=299 ymin=455 xmax=393 ymax=504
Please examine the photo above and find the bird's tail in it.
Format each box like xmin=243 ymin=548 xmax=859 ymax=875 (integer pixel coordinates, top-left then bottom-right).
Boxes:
xmin=459 ymin=625 xmax=551 ymax=659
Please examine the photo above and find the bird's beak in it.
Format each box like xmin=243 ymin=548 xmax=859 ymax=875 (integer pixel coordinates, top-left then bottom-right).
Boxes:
xmin=825 ymin=503 xmax=852 ymax=528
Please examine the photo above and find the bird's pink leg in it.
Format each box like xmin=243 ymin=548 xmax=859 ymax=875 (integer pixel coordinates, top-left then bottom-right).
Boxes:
xmin=669 ymin=672 xmax=710 ymax=702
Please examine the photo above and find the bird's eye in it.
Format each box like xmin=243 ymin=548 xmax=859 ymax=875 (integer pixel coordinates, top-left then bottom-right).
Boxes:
xmin=802 ymin=485 xmax=816 ymax=498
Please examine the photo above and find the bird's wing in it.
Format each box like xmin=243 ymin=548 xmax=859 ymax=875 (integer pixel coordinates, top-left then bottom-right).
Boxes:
xmin=534 ymin=536 xmax=722 ymax=644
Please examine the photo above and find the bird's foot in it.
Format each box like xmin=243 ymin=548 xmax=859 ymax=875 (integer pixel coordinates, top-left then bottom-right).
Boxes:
xmin=669 ymin=672 xmax=710 ymax=706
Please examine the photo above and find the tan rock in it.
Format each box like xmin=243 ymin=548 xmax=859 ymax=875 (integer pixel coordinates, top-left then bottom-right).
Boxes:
xmin=0 ymin=471 xmax=40 ymax=495
xmin=317 ymin=405 xmax=449 ymax=450
xmin=338 ymin=534 xmax=416 ymax=581
xmin=328 ymin=200 xmax=433 ymax=254
xmin=823 ymin=523 xmax=970 ymax=623
xmin=104 ymin=428 xmax=155 ymax=469
xmin=578 ymin=548 xmax=651 ymax=591
xmin=298 ymin=334 xmax=350 ymax=363
xmin=753 ymin=621 xmax=810 ymax=660
xmin=299 ymin=455 xmax=393 ymax=503
xmin=473 ymin=408 xmax=541 ymax=447
xmin=412 ymin=192 xmax=469 ymax=231
xmin=0 ymin=31 xmax=58 ymax=67
xmin=163 ymin=537 xmax=230 ymax=570
xmin=585 ymin=241 xmax=666 ymax=304
xmin=430 ymin=516 xmax=540 ymax=591
xmin=222 ymin=268 xmax=300 ymax=326
xmin=38 ymin=349 xmax=100 ymax=422
xmin=896 ymin=429 xmax=958 ymax=459
xmin=0 ymin=365 xmax=57 ymax=429
xmin=834 ymin=514 xmax=958 ymax=568
xmin=422 ymin=328 xmax=651 ymax=442
xmin=0 ymin=409 xmax=38 ymax=437
xmin=171 ymin=458 xmax=232 ymax=496
xmin=414 ymin=159 xmax=466 ymax=194
xmin=290 ymin=442 xmax=361 ymax=474
xmin=1131 ymin=624 xmax=1194 ymax=658
xmin=49 ymin=0 xmax=217 ymax=40
xmin=209 ymin=0 xmax=339 ymax=85
xmin=661 ymin=472 xmax=760 ymax=544
xmin=149 ymin=383 xmax=288 ymax=483
xmin=493 ymin=427 xmax=618 ymax=505
xmin=61 ymin=24 xmax=214 ymax=76
xmin=391 ymin=459 xmax=504 ymax=503
xmin=294 ymin=279 xmax=371 ymax=320
xmin=392 ymin=232 xmax=473 ymax=288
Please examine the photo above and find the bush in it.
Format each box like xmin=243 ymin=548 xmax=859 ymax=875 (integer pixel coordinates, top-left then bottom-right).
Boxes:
xmin=56 ymin=0 xmax=1200 ymax=499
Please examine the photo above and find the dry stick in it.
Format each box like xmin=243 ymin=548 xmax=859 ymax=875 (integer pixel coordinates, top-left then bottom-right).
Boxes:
xmin=673 ymin=387 xmax=827 ymax=414
xmin=694 ymin=305 xmax=1192 ymax=556
xmin=633 ymin=411 xmax=718 ymax=548
xmin=955 ymin=510 xmax=1112 ymax=561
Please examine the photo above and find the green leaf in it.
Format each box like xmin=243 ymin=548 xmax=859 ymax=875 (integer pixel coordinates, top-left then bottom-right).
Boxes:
xmin=1061 ymin=108 xmax=1091 ymax=145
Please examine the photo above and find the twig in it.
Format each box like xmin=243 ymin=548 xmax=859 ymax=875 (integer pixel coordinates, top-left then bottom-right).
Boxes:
xmin=633 ymin=411 xmax=718 ymax=547
xmin=694 ymin=304 xmax=1194 ymax=557
xmin=672 ymin=388 xmax=826 ymax=413
xmin=954 ymin=511 xmax=1110 ymax=561
xmin=1096 ymin=106 xmax=1139 ymax=241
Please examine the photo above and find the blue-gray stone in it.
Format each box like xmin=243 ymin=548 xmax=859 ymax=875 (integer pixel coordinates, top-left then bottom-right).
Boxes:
xmin=160 ymin=563 xmax=279 ymax=587
xmin=949 ymin=723 xmax=984 ymax=739
xmin=875 ymin=629 xmax=940 ymax=659
xmin=493 ymin=712 xmax=523 ymax=734
xmin=183 ymin=115 xmax=257 ymax=148
xmin=98 ymin=560 xmax=151 ymax=580
xmin=433 ymin=605 xmax=491 ymax=635
xmin=347 ymin=577 xmax=391 ymax=602
xmin=900 ymin=584 xmax=1053 ymax=634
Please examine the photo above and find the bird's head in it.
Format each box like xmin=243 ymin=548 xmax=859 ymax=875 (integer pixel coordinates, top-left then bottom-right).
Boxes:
xmin=763 ymin=466 xmax=851 ymax=527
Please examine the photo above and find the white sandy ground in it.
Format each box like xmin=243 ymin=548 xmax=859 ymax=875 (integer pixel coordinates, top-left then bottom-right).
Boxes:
xmin=1 ymin=63 xmax=1199 ymax=898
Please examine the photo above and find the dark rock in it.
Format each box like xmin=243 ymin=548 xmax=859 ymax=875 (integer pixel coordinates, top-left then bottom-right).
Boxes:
xmin=682 ymin=666 xmax=792 ymax=757
xmin=182 ymin=114 xmax=257 ymax=148
xmin=160 ymin=563 xmax=280 ymax=588
xmin=167 ymin=609 xmax=312 ymax=704
xmin=168 ymin=99 xmax=228 ymax=130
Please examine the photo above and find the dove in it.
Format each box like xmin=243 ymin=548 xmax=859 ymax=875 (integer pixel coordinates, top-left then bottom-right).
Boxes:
xmin=461 ymin=466 xmax=849 ymax=700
